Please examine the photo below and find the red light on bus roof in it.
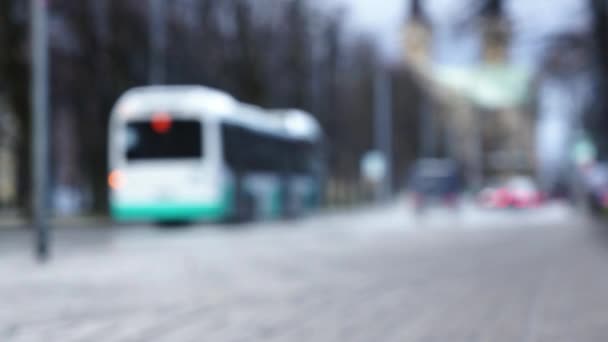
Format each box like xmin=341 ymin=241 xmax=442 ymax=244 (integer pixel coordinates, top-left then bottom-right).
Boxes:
xmin=151 ymin=112 xmax=172 ymax=134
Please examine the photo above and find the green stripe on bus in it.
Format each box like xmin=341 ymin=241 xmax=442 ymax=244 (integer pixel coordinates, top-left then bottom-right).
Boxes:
xmin=112 ymin=185 xmax=236 ymax=222
xmin=270 ymin=186 xmax=283 ymax=218
xmin=111 ymin=203 xmax=229 ymax=221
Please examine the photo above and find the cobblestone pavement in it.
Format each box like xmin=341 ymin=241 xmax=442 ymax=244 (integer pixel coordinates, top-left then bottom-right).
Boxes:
xmin=1 ymin=204 xmax=608 ymax=341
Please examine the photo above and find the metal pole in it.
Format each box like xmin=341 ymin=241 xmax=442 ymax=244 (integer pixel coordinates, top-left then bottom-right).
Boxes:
xmin=472 ymin=109 xmax=483 ymax=191
xmin=374 ymin=66 xmax=393 ymax=201
xmin=569 ymin=75 xmax=588 ymax=211
xmin=444 ymin=117 xmax=455 ymax=158
xmin=149 ymin=0 xmax=167 ymax=84
xmin=31 ymin=0 xmax=50 ymax=262
xmin=419 ymin=99 xmax=437 ymax=158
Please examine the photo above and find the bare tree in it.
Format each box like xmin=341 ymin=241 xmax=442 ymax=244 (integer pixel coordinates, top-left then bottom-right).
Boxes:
xmin=0 ymin=0 xmax=31 ymax=211
xmin=0 ymin=0 xmax=427 ymax=214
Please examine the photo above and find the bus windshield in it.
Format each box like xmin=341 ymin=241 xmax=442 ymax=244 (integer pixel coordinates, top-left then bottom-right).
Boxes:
xmin=126 ymin=119 xmax=203 ymax=161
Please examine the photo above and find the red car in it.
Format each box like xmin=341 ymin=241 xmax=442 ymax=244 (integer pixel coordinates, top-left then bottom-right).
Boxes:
xmin=479 ymin=177 xmax=544 ymax=209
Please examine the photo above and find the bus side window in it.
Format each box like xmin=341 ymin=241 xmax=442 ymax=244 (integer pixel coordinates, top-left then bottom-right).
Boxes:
xmin=222 ymin=123 xmax=303 ymax=174
xmin=222 ymin=124 xmax=269 ymax=172
xmin=222 ymin=124 xmax=245 ymax=170
xmin=248 ymin=132 xmax=282 ymax=173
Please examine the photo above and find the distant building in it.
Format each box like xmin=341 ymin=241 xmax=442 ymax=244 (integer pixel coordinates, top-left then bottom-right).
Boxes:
xmin=404 ymin=0 xmax=534 ymax=188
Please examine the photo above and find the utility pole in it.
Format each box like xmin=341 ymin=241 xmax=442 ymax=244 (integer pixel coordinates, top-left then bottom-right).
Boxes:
xmin=31 ymin=0 xmax=50 ymax=262
xmin=472 ymin=109 xmax=483 ymax=191
xmin=373 ymin=66 xmax=393 ymax=201
xmin=419 ymin=100 xmax=436 ymax=158
xmin=149 ymin=0 xmax=167 ymax=84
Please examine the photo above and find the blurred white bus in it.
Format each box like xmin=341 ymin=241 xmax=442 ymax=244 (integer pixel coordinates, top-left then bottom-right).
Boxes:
xmin=108 ymin=86 xmax=324 ymax=223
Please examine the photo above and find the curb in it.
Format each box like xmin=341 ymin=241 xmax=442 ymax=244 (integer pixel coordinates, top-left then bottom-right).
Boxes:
xmin=0 ymin=216 xmax=112 ymax=230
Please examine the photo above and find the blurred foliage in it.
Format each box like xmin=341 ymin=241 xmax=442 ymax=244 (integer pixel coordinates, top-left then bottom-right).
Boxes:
xmin=0 ymin=0 xmax=30 ymax=210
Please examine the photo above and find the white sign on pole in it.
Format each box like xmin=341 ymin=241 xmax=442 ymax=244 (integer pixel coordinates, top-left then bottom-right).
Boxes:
xmin=361 ymin=151 xmax=387 ymax=183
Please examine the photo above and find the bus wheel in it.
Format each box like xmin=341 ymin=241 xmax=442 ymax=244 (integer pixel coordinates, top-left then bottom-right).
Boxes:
xmin=156 ymin=220 xmax=192 ymax=228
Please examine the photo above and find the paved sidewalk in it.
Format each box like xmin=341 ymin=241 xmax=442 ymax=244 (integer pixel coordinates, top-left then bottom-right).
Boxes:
xmin=1 ymin=204 xmax=606 ymax=341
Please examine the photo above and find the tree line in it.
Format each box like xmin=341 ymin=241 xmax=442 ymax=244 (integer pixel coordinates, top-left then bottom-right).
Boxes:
xmin=0 ymin=0 xmax=425 ymax=214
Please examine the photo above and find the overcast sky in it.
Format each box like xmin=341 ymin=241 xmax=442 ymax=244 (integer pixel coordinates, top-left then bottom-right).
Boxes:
xmin=319 ymin=0 xmax=406 ymax=60
xmin=325 ymin=0 xmax=592 ymax=65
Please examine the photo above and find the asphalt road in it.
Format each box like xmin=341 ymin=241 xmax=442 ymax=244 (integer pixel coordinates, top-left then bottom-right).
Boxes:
xmin=1 ymin=203 xmax=607 ymax=341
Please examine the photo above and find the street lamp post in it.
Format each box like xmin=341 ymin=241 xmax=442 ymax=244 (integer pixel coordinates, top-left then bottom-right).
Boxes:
xmin=31 ymin=0 xmax=50 ymax=261
xmin=373 ymin=66 xmax=393 ymax=201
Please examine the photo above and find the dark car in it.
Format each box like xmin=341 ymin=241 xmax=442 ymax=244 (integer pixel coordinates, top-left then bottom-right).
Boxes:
xmin=580 ymin=162 xmax=608 ymax=216
xmin=406 ymin=159 xmax=464 ymax=212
